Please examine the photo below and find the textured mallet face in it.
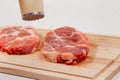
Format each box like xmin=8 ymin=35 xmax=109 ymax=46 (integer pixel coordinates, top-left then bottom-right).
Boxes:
xmin=22 ymin=12 xmax=44 ymax=21
xmin=41 ymin=26 xmax=89 ymax=65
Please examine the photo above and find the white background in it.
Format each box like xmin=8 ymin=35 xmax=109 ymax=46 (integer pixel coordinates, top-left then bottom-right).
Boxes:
xmin=0 ymin=0 xmax=120 ymax=80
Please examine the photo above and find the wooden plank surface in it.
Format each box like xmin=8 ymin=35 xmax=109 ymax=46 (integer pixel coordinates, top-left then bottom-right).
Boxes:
xmin=0 ymin=29 xmax=120 ymax=80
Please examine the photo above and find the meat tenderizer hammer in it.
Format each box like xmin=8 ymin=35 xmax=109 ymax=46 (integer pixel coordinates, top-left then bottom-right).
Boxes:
xmin=19 ymin=0 xmax=44 ymax=21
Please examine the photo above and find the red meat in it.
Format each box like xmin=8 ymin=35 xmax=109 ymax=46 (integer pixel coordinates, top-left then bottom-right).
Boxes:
xmin=41 ymin=26 xmax=89 ymax=65
xmin=0 ymin=26 xmax=42 ymax=55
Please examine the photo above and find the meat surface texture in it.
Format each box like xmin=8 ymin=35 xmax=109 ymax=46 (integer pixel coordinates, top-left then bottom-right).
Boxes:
xmin=0 ymin=26 xmax=41 ymax=55
xmin=41 ymin=26 xmax=89 ymax=65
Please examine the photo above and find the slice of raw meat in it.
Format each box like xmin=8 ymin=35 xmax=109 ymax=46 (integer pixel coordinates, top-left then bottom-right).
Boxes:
xmin=41 ymin=26 xmax=89 ymax=65
xmin=0 ymin=26 xmax=42 ymax=55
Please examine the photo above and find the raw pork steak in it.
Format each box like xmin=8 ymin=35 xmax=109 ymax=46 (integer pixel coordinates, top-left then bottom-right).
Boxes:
xmin=41 ymin=26 xmax=89 ymax=65
xmin=0 ymin=26 xmax=41 ymax=55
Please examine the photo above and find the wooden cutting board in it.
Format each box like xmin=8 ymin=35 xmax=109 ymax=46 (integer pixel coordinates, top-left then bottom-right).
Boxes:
xmin=0 ymin=29 xmax=120 ymax=80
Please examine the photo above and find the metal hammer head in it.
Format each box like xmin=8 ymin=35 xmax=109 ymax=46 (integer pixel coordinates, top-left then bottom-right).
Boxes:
xmin=19 ymin=0 xmax=44 ymax=21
